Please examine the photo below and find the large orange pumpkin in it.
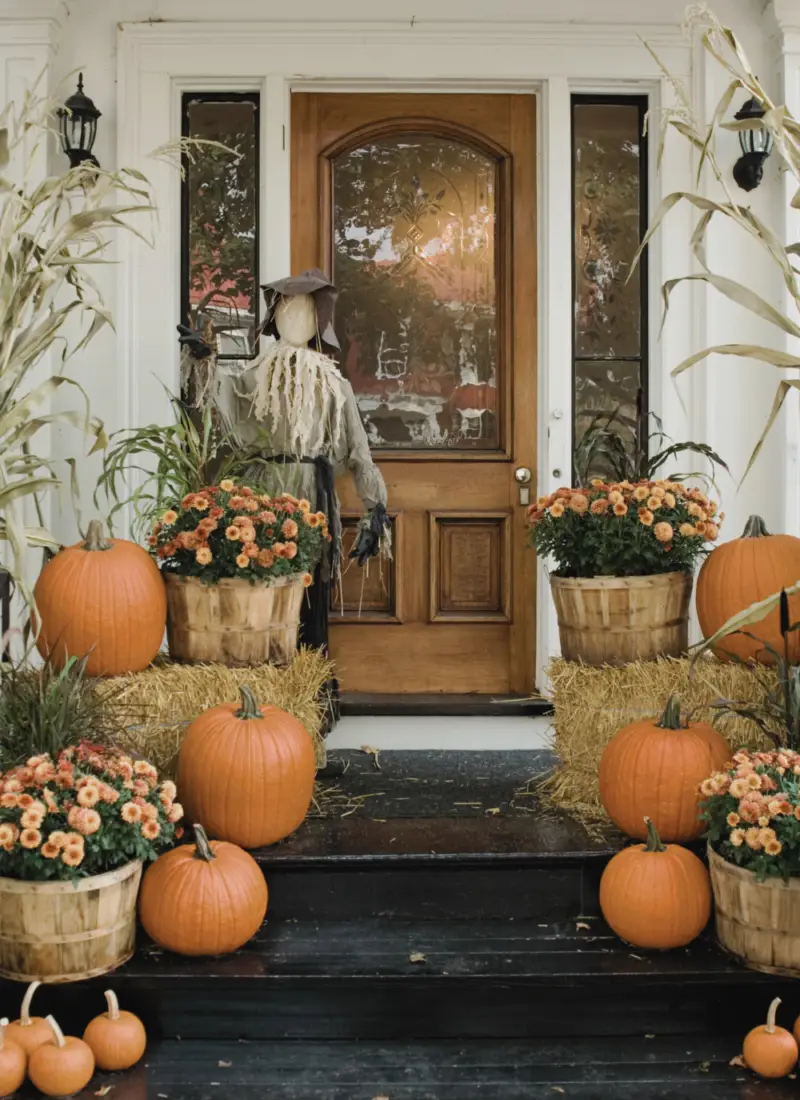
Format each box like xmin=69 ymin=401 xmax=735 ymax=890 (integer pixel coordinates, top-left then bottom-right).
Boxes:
xmin=139 ymin=824 xmax=267 ymax=956
xmin=34 ymin=520 xmax=166 ymax=676
xmin=696 ymin=514 xmax=800 ymax=664
xmin=598 ymin=695 xmax=730 ymax=841
xmin=599 ymin=818 xmax=712 ymax=949
xmin=177 ymin=686 xmax=315 ymax=848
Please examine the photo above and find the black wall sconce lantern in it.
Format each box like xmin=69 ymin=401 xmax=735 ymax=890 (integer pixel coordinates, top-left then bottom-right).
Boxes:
xmin=58 ymin=74 xmax=101 ymax=169
xmin=732 ymin=96 xmax=773 ymax=192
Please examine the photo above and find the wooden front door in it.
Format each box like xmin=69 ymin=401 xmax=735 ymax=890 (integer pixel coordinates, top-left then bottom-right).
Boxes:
xmin=292 ymin=93 xmax=536 ymax=694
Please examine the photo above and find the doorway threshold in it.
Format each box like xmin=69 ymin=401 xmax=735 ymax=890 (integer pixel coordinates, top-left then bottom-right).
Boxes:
xmin=327 ymin=714 xmax=553 ymax=752
xmin=340 ymin=693 xmax=552 ymax=718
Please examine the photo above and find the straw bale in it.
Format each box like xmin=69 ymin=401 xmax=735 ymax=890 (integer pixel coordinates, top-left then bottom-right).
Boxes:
xmin=545 ymin=655 xmax=778 ymax=824
xmin=94 ymin=648 xmax=334 ymax=776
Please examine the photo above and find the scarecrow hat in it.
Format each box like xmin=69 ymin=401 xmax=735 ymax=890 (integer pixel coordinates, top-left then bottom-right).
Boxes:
xmin=259 ymin=269 xmax=340 ymax=352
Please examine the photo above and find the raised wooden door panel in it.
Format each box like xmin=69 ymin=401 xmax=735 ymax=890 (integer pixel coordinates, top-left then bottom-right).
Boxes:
xmin=292 ymin=93 xmax=536 ymax=694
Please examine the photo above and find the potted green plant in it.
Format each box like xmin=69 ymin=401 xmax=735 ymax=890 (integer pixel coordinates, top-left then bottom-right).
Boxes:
xmin=151 ymin=480 xmax=327 ymax=666
xmin=0 ymin=658 xmax=182 ymax=982
xmin=528 ymin=478 xmax=721 ymax=665
xmin=699 ymin=599 xmax=800 ymax=974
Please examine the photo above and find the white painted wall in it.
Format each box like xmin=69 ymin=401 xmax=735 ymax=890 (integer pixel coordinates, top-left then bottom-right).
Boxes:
xmin=0 ymin=0 xmax=798 ymax=690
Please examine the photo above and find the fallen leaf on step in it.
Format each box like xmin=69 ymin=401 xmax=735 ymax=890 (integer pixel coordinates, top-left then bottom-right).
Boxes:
xmin=551 ymin=1088 xmax=565 ymax=1095
xmin=94 ymin=1088 xmax=114 ymax=1097
xmin=698 ymin=1062 xmax=710 ymax=1073
xmin=485 ymin=807 xmax=501 ymax=816
xmin=628 ymin=953 xmax=644 ymax=960
xmin=645 ymin=1034 xmax=655 ymax=1040
xmin=409 ymin=952 xmax=427 ymax=963
xmin=360 ymin=745 xmax=382 ymax=770
xmin=729 ymin=1055 xmax=746 ymax=1068
xmin=218 ymin=1061 xmax=232 ymax=1068
xmin=576 ymin=922 xmax=591 ymax=931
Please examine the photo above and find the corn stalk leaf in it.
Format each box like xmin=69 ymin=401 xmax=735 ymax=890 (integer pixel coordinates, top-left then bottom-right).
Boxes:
xmin=672 ymin=343 xmax=800 ymax=377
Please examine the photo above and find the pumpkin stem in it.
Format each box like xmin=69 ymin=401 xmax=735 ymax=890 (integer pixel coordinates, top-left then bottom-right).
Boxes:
xmin=765 ymin=997 xmax=781 ymax=1034
xmin=19 ymin=980 xmax=40 ymax=1026
xmin=103 ymin=989 xmax=120 ymax=1021
xmin=657 ymin=695 xmax=687 ymax=731
xmin=0 ymin=1019 xmax=7 ymax=1051
xmin=742 ymin=514 xmax=770 ymax=539
xmin=192 ymin=823 xmax=216 ymax=863
xmin=45 ymin=1016 xmax=66 ymax=1049
xmin=643 ymin=817 xmax=667 ymax=853
xmin=234 ymin=685 xmax=262 ymax=721
xmin=83 ymin=519 xmax=111 ymax=552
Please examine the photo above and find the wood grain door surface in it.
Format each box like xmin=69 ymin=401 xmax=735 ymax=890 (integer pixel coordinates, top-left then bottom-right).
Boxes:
xmin=292 ymin=93 xmax=537 ymax=694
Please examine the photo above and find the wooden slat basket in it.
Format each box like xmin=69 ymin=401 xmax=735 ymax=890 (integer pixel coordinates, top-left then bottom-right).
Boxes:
xmin=165 ymin=574 xmax=305 ymax=667
xmin=709 ymin=845 xmax=800 ymax=977
xmin=549 ymin=572 xmax=692 ymax=666
xmin=0 ymin=859 xmax=142 ymax=984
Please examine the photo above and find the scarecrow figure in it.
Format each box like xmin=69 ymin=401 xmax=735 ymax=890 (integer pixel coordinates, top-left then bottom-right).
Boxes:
xmin=178 ymin=270 xmax=390 ymax=655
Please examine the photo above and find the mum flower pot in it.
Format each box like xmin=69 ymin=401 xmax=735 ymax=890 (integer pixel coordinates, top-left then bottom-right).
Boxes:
xmin=708 ymin=845 xmax=800 ymax=978
xmin=0 ymin=860 xmax=142 ymax=983
xmin=165 ymin=574 xmax=305 ymax=667
xmin=549 ymin=572 xmax=692 ymax=666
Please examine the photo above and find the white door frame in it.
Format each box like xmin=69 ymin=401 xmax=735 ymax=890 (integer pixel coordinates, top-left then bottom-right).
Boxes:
xmin=117 ymin=19 xmax=695 ymax=693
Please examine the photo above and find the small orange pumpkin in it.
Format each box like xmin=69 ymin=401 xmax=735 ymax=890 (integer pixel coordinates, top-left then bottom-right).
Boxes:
xmin=744 ymin=998 xmax=798 ymax=1078
xmin=599 ymin=817 xmax=711 ymax=949
xmin=34 ymin=519 xmax=166 ymax=677
xmin=139 ymin=823 xmax=268 ymax=956
xmin=5 ymin=981 xmax=52 ymax=1056
xmin=28 ymin=1016 xmax=95 ymax=1098
xmin=83 ymin=989 xmax=146 ymax=1072
xmin=598 ymin=695 xmax=730 ymax=841
xmin=0 ymin=1018 xmax=26 ymax=1098
xmin=178 ymin=686 xmax=315 ymax=848
xmin=696 ymin=514 xmax=800 ymax=664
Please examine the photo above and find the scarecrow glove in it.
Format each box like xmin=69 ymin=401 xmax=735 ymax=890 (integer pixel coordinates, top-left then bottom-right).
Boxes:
xmin=349 ymin=503 xmax=391 ymax=565
xmin=176 ymin=323 xmax=213 ymax=360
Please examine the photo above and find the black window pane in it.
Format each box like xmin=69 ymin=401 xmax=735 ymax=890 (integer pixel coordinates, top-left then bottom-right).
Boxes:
xmin=182 ymin=95 xmax=259 ymax=359
xmin=572 ymin=97 xmax=647 ymax=478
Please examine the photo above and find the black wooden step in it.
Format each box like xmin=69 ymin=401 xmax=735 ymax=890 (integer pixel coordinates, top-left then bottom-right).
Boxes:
xmin=260 ymin=815 xmax=615 ymax=920
xmin=4 ymin=918 xmax=791 ymax=1043
xmin=15 ymin=1036 xmax=795 ymax=1100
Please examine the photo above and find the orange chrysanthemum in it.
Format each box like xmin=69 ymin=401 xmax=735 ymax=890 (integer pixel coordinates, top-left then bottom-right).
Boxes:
xmin=225 ymin=526 xmax=241 ymax=541
xmin=245 ymin=543 xmax=260 ymax=559
xmin=654 ymin=522 xmax=674 ymax=543
xmin=120 ymin=802 xmax=142 ymax=824
xmin=612 ymin=501 xmax=627 ymax=517
xmin=236 ymin=553 xmax=251 ymax=568
xmin=282 ymin=518 xmax=299 ymax=538
xmin=646 ymin=496 xmax=662 ymax=511
xmin=195 ymin=547 xmax=213 ymax=565
xmin=61 ymin=845 xmax=84 ymax=867
xmin=161 ymin=510 xmax=178 ymax=526
xmin=20 ymin=828 xmax=42 ymax=849
xmin=41 ymin=841 xmax=60 ymax=860
xmin=589 ymin=499 xmax=609 ymax=515
xmin=638 ymin=509 xmax=654 ymax=527
xmin=301 ymin=572 xmax=314 ymax=587
xmin=141 ymin=820 xmax=161 ymax=841
xmin=632 ymin=486 xmax=649 ymax=502
xmin=549 ymin=501 xmax=566 ymax=518
xmin=219 ymin=479 xmax=235 ymax=491
xmin=77 ymin=785 xmax=100 ymax=808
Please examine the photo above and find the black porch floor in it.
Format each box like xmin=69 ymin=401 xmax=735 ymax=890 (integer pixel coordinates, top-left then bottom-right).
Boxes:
xmin=1 ymin=750 xmax=795 ymax=1099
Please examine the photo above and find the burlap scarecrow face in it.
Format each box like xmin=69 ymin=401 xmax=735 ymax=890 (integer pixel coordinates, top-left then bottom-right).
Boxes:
xmin=259 ymin=269 xmax=340 ymax=354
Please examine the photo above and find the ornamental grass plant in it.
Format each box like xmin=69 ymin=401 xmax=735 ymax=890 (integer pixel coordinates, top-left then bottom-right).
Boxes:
xmin=0 ymin=741 xmax=182 ymax=881
xmin=151 ymin=481 xmax=327 ymax=585
xmin=527 ymin=478 xmax=721 ymax=578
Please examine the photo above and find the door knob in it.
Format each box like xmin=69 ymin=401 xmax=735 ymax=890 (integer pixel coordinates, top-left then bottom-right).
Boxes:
xmin=514 ymin=467 xmax=532 ymax=506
